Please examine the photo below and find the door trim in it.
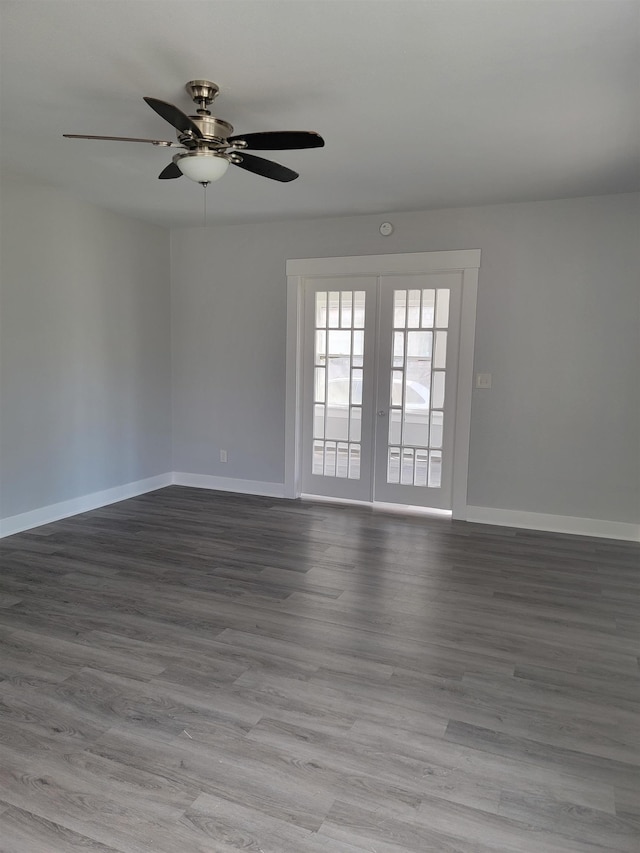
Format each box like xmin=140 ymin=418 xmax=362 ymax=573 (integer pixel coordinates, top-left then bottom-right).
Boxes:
xmin=285 ymin=250 xmax=480 ymax=519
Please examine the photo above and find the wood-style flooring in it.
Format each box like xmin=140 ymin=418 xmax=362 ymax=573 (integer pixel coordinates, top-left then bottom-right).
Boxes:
xmin=0 ymin=486 xmax=638 ymax=852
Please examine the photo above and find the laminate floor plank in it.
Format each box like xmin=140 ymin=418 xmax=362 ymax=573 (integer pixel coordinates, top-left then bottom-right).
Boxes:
xmin=346 ymin=717 xmax=616 ymax=814
xmin=445 ymin=719 xmax=640 ymax=789
xmin=0 ymin=627 xmax=166 ymax=683
xmin=0 ymin=742 xmax=193 ymax=828
xmin=87 ymin=724 xmax=337 ymax=834
xmin=497 ymin=789 xmax=639 ymax=852
xmin=279 ymin=590 xmax=633 ymax=661
xmin=318 ymin=798 xmax=514 ymax=853
xmin=1 ymin=485 xmax=638 ymax=852
xmin=411 ymin=794 xmax=623 ymax=853
xmin=0 ymin=805 xmax=125 ymax=853
xmin=513 ymin=661 xmax=640 ymax=703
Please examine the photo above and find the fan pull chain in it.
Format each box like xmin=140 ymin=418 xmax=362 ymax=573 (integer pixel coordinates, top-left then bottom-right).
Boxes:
xmin=201 ymin=181 xmax=209 ymax=226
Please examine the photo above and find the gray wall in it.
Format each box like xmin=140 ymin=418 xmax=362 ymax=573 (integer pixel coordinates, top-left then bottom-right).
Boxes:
xmin=0 ymin=181 xmax=172 ymax=519
xmin=2 ymin=185 xmax=637 ymax=527
xmin=171 ymin=193 xmax=640 ymax=525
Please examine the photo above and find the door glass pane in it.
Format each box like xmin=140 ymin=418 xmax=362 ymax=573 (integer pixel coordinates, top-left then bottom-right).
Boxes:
xmin=393 ymin=290 xmax=406 ymax=328
xmin=336 ymin=442 xmax=349 ymax=477
xmin=393 ymin=332 xmax=404 ymax=367
xmin=415 ymin=450 xmax=429 ymax=487
xmin=351 ymin=369 xmax=363 ymax=404
xmin=340 ymin=291 xmax=352 ymax=328
xmin=348 ymin=444 xmax=361 ymax=479
xmin=430 ymin=411 xmax=443 ymax=448
xmin=328 ymin=292 xmax=340 ymax=327
xmin=403 ymin=403 xmax=428 ymax=447
xmin=407 ymin=290 xmax=421 ymax=328
xmin=313 ymin=441 xmax=324 ymax=474
xmin=428 ymin=450 xmax=442 ymax=487
xmin=352 ymin=330 xmax=364 ymax=367
xmin=421 ymin=290 xmax=435 ymax=327
xmin=353 ymin=291 xmax=366 ymax=328
xmin=401 ymin=447 xmax=415 ymax=484
xmin=406 ymin=330 xmax=432 ymax=359
xmin=327 ymin=372 xmax=348 ymax=405
xmin=406 ymin=332 xmax=432 ymax=387
xmin=387 ymin=447 xmax=400 ymax=483
xmin=391 ymin=371 xmax=403 ymax=406
xmin=389 ymin=409 xmax=402 ymax=445
xmin=315 ymin=292 xmax=327 ymax=327
xmin=313 ymin=404 xmax=325 ymax=438
xmin=315 ymin=367 xmax=325 ymax=403
xmin=436 ymin=289 xmax=450 ymax=327
xmin=324 ymin=442 xmax=337 ymax=476
xmin=326 ymin=410 xmax=349 ymax=441
xmin=326 ymin=359 xmax=349 ymax=439
xmin=349 ymin=407 xmax=362 ymax=442
xmin=315 ymin=330 xmax=326 ymax=365
xmin=328 ymin=329 xmax=351 ymax=359
xmin=434 ymin=331 xmax=447 ymax=369
xmin=433 ymin=371 xmax=445 ymax=408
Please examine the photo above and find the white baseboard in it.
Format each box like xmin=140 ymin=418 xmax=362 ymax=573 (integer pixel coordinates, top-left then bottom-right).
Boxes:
xmin=0 ymin=473 xmax=173 ymax=539
xmin=3 ymin=476 xmax=636 ymax=543
xmin=465 ymin=505 xmax=640 ymax=542
xmin=172 ymin=472 xmax=286 ymax=499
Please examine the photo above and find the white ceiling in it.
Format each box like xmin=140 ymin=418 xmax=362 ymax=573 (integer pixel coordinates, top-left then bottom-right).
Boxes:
xmin=1 ymin=1 xmax=638 ymax=227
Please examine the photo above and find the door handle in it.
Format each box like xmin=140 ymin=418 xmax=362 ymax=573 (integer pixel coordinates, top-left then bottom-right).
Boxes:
xmin=377 ymin=410 xmax=386 ymax=417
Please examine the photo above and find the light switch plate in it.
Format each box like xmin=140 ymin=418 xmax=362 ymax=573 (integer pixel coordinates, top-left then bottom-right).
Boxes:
xmin=476 ymin=372 xmax=492 ymax=389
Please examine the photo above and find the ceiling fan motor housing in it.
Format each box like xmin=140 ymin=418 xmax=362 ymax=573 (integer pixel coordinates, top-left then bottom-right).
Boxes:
xmin=181 ymin=114 xmax=234 ymax=148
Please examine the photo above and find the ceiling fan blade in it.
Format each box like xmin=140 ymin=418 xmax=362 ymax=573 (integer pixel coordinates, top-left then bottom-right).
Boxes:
xmin=158 ymin=162 xmax=183 ymax=180
xmin=227 ymin=131 xmax=324 ymax=150
xmin=143 ymin=97 xmax=203 ymax=138
xmin=232 ymin=152 xmax=299 ymax=182
xmin=63 ymin=134 xmax=178 ymax=146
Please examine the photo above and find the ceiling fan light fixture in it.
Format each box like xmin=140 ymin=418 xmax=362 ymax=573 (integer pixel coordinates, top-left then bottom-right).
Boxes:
xmin=64 ymin=81 xmax=324 ymax=187
xmin=176 ymin=152 xmax=229 ymax=183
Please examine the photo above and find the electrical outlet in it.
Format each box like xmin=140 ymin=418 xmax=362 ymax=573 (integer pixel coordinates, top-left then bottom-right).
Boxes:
xmin=476 ymin=373 xmax=492 ymax=389
xmin=219 ymin=449 xmax=228 ymax=463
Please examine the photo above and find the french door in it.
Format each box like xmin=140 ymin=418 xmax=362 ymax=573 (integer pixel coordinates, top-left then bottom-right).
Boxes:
xmin=301 ymin=276 xmax=378 ymax=502
xmin=286 ymin=251 xmax=480 ymax=515
xmin=374 ymin=274 xmax=462 ymax=508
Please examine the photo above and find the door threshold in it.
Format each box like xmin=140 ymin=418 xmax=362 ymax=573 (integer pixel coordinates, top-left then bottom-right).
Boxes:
xmin=300 ymin=494 xmax=452 ymax=518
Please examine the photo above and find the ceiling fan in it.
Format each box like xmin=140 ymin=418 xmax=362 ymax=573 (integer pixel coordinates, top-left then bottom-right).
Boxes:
xmin=64 ymin=80 xmax=324 ymax=185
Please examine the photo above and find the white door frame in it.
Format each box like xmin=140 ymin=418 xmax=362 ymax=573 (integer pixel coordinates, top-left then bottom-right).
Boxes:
xmin=285 ymin=250 xmax=480 ymax=519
